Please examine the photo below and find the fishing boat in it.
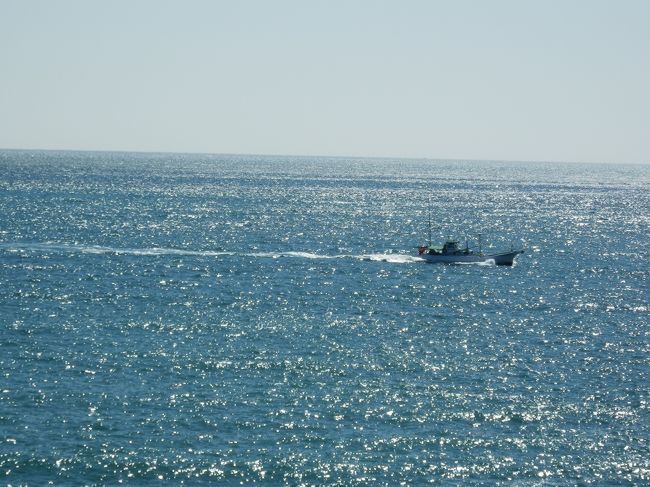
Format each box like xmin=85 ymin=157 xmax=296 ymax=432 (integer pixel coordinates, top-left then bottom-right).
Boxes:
xmin=417 ymin=203 xmax=524 ymax=266
xmin=417 ymin=237 xmax=524 ymax=266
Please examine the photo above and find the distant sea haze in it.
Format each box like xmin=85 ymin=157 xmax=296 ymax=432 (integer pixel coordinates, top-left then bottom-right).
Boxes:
xmin=1 ymin=150 xmax=649 ymax=484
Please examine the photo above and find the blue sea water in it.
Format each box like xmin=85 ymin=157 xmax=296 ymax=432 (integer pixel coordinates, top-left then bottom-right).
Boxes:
xmin=0 ymin=149 xmax=649 ymax=485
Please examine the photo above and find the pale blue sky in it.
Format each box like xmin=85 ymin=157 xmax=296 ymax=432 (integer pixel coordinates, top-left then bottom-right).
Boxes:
xmin=1 ymin=0 xmax=649 ymax=163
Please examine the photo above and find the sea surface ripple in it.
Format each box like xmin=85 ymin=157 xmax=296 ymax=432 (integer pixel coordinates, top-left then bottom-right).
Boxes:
xmin=1 ymin=150 xmax=649 ymax=485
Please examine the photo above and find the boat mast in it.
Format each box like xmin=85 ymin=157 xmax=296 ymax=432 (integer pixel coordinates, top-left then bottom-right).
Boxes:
xmin=427 ymin=197 xmax=432 ymax=247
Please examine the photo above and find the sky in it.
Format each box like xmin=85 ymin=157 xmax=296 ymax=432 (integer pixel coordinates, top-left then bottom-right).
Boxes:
xmin=1 ymin=0 xmax=649 ymax=164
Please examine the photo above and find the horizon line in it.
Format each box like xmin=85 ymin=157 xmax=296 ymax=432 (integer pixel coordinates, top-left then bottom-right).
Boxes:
xmin=1 ymin=146 xmax=648 ymax=166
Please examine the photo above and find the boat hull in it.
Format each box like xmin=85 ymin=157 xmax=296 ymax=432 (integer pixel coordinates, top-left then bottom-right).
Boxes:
xmin=421 ymin=250 xmax=524 ymax=266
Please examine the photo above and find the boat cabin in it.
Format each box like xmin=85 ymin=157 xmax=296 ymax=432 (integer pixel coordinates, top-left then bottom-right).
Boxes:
xmin=442 ymin=239 xmax=460 ymax=253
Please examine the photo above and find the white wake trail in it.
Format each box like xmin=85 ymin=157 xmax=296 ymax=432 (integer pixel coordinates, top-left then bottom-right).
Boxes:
xmin=1 ymin=242 xmax=424 ymax=264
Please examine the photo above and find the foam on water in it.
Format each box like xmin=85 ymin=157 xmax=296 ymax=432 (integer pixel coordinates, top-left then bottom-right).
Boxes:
xmin=452 ymin=258 xmax=497 ymax=266
xmin=0 ymin=242 xmax=235 ymax=257
xmin=359 ymin=253 xmax=425 ymax=264
xmin=0 ymin=242 xmax=428 ymax=265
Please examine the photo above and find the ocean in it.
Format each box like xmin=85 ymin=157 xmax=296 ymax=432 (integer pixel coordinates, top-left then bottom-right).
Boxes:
xmin=1 ymin=150 xmax=648 ymax=485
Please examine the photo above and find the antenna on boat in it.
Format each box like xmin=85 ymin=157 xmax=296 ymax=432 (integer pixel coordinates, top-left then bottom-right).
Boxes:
xmin=478 ymin=233 xmax=483 ymax=254
xmin=427 ymin=197 xmax=432 ymax=247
